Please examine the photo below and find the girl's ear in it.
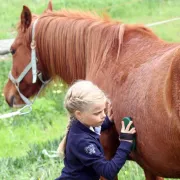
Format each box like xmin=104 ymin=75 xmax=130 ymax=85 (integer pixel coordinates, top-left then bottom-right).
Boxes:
xmin=74 ymin=110 xmax=82 ymax=120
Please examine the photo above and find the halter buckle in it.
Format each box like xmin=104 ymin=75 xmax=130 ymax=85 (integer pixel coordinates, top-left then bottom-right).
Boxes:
xmin=31 ymin=40 xmax=36 ymax=49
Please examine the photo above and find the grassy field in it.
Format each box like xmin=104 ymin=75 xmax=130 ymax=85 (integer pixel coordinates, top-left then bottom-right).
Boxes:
xmin=0 ymin=0 xmax=180 ymax=179
xmin=0 ymin=0 xmax=180 ymax=41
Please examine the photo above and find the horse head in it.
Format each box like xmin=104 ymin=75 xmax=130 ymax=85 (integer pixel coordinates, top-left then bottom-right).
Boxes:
xmin=4 ymin=2 xmax=53 ymax=107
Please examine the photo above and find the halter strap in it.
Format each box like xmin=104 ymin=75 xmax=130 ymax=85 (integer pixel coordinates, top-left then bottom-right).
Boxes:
xmin=9 ymin=62 xmax=32 ymax=85
xmin=31 ymin=19 xmax=39 ymax=83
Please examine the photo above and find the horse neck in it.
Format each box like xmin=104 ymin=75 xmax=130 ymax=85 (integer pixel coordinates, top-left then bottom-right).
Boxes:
xmin=35 ymin=13 xmax=123 ymax=84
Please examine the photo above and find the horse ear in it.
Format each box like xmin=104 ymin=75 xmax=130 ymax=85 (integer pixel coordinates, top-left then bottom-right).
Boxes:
xmin=21 ymin=6 xmax=32 ymax=32
xmin=44 ymin=1 xmax=53 ymax=13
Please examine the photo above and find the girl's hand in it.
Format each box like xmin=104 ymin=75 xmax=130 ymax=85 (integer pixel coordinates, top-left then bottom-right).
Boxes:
xmin=105 ymin=101 xmax=113 ymax=122
xmin=120 ymin=121 xmax=136 ymax=143
xmin=121 ymin=121 xmax=136 ymax=134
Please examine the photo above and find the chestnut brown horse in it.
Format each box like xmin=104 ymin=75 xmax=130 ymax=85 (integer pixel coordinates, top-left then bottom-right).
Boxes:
xmin=3 ymin=1 xmax=180 ymax=180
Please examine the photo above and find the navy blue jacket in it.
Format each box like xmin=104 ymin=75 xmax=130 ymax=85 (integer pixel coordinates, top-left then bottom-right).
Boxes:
xmin=56 ymin=117 xmax=132 ymax=180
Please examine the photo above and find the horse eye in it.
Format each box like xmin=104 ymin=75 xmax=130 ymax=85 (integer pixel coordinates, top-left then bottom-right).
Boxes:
xmin=10 ymin=49 xmax=16 ymax=55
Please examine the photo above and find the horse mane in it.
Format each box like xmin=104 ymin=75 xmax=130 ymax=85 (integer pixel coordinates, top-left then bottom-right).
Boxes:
xmin=18 ymin=9 xmax=159 ymax=83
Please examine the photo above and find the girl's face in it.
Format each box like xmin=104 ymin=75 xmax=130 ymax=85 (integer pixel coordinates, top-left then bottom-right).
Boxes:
xmin=75 ymin=102 xmax=106 ymax=127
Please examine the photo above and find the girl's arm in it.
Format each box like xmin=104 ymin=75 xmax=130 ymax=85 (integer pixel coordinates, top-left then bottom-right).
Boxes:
xmin=101 ymin=115 xmax=114 ymax=131
xmin=73 ymin=138 xmax=131 ymax=180
xmin=73 ymin=121 xmax=136 ymax=180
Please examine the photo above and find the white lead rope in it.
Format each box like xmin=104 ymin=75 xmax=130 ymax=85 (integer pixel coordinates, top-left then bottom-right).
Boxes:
xmin=146 ymin=17 xmax=180 ymax=27
xmin=42 ymin=149 xmax=59 ymax=158
xmin=0 ymin=105 xmax=32 ymax=119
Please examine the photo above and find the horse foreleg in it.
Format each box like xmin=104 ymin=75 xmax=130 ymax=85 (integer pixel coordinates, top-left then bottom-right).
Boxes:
xmin=144 ymin=170 xmax=164 ymax=180
xmin=100 ymin=125 xmax=119 ymax=180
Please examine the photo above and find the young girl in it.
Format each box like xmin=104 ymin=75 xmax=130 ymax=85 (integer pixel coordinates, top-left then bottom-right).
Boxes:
xmin=56 ymin=80 xmax=136 ymax=180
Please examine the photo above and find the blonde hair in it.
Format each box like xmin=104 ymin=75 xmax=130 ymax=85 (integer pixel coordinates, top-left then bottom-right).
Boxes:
xmin=57 ymin=80 xmax=106 ymax=158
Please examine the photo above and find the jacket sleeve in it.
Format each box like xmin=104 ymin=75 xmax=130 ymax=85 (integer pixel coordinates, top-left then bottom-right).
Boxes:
xmin=101 ymin=116 xmax=114 ymax=132
xmin=71 ymin=138 xmax=132 ymax=180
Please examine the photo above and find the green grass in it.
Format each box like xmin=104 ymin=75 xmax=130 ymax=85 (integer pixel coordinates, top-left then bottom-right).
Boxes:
xmin=0 ymin=113 xmax=67 ymax=157
xmin=0 ymin=0 xmax=180 ymax=179
xmin=0 ymin=139 xmax=64 ymax=180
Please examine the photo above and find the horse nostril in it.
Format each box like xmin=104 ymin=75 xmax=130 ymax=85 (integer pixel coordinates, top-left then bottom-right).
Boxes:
xmin=10 ymin=96 xmax=15 ymax=107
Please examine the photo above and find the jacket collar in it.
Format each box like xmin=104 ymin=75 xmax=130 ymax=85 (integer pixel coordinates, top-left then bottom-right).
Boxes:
xmin=70 ymin=119 xmax=100 ymax=139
